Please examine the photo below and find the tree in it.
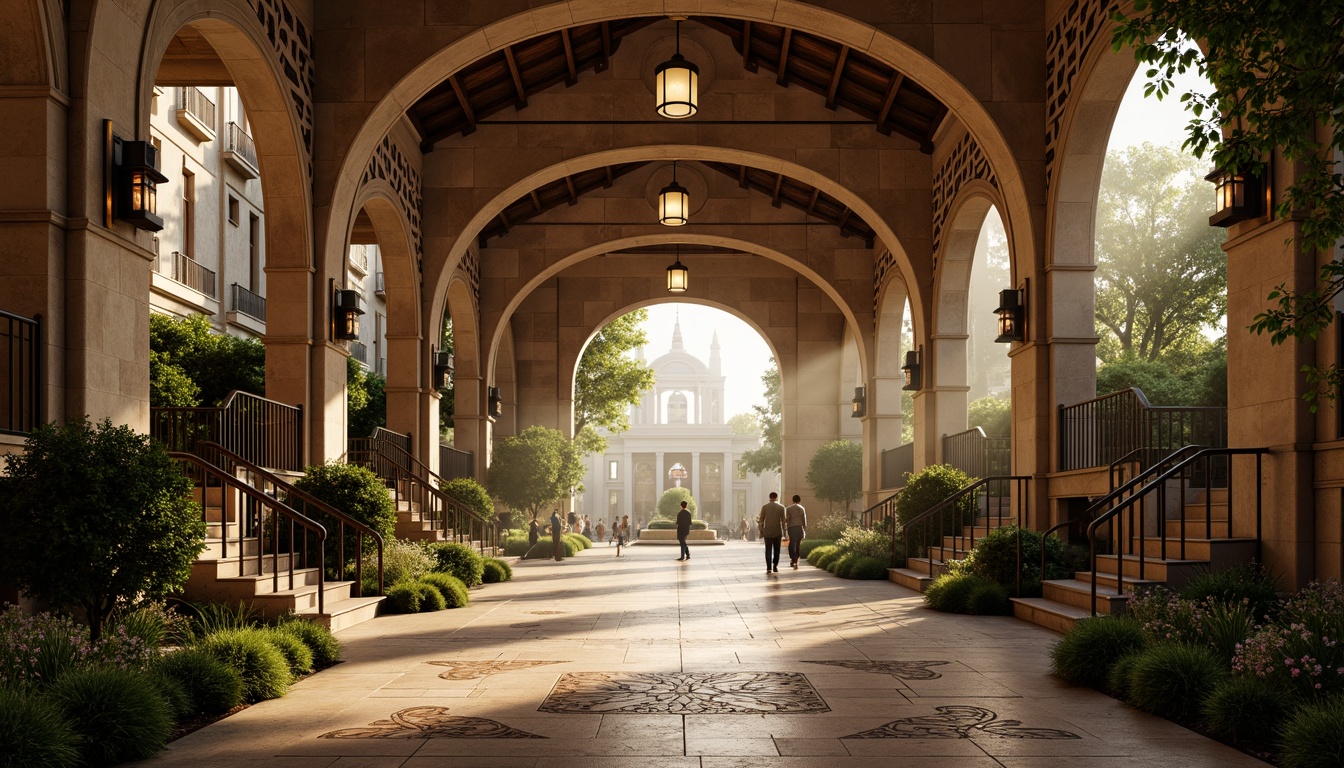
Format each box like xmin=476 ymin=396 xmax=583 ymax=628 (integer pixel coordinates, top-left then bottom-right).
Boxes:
xmin=656 ymin=487 xmax=697 ymax=519
xmin=149 ymin=313 xmax=265 ymax=406
xmin=1114 ymin=1 xmax=1344 ymax=403
xmin=347 ymin=356 xmax=386 ymax=438
xmin=806 ymin=440 xmax=863 ymax=516
xmin=439 ymin=313 xmax=455 ymax=442
xmin=573 ymin=310 xmax=656 ymax=448
xmin=292 ymin=461 xmax=398 ymax=547
xmin=967 ymin=396 xmax=1011 ymax=438
xmin=0 ymin=418 xmax=205 ymax=640
xmin=486 ymin=426 xmax=585 ymax=520
xmin=740 ymin=359 xmax=781 ymax=475
xmin=1096 ymin=337 xmax=1227 ymax=407
xmin=1094 ymin=144 xmax=1227 ymax=363
xmin=727 ymin=412 xmax=761 ymax=436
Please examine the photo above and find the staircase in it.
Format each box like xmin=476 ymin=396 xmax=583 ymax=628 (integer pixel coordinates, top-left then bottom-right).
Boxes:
xmin=887 ymin=477 xmax=1030 ymax=592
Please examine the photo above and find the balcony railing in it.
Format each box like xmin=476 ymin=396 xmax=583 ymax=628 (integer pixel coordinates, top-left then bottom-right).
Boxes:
xmin=349 ymin=245 xmax=368 ymax=274
xmin=0 ymin=310 xmax=42 ymax=436
xmin=229 ymin=283 xmax=266 ymax=322
xmin=439 ymin=444 xmax=475 ymax=481
xmin=156 ymin=251 xmax=217 ymax=299
xmin=349 ymin=341 xmax=368 ymax=364
xmin=942 ymin=427 xmax=1011 ymax=479
xmin=880 ymin=442 xmax=914 ymax=489
xmin=223 ymin=122 xmax=259 ymax=178
xmin=175 ymin=87 xmax=216 ymax=139
xmin=1058 ymin=387 xmax=1227 ymax=471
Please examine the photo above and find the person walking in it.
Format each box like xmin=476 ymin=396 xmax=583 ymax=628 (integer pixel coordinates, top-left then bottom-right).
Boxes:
xmin=528 ymin=512 xmax=540 ymax=548
xmin=616 ymin=515 xmax=629 ymax=557
xmin=758 ymin=492 xmax=786 ymax=574
xmin=675 ymin=500 xmax=692 ymax=561
xmin=550 ymin=508 xmax=565 ymax=562
xmin=595 ymin=519 xmax=606 ymax=543
xmin=738 ymin=517 xmax=749 ymax=541
xmin=785 ymin=494 xmax=807 ymax=569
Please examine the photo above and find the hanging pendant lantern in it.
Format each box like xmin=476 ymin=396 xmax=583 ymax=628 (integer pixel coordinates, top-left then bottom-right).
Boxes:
xmin=658 ymin=160 xmax=690 ymax=226
xmin=654 ymin=21 xmax=699 ymax=119
xmin=666 ymin=244 xmax=689 ymax=293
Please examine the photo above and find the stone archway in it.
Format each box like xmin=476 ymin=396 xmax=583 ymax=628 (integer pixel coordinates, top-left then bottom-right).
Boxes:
xmin=444 ymin=274 xmax=484 ymax=474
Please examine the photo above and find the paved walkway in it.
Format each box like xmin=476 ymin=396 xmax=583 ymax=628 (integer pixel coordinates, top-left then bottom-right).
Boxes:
xmin=139 ymin=541 xmax=1268 ymax=767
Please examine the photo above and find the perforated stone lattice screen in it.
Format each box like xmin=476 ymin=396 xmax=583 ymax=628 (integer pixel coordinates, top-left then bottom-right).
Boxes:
xmin=363 ymin=136 xmax=425 ymax=262
xmin=247 ymin=0 xmax=313 ymax=179
xmin=930 ymin=132 xmax=998 ymax=260
xmin=1045 ymin=0 xmax=1121 ymax=187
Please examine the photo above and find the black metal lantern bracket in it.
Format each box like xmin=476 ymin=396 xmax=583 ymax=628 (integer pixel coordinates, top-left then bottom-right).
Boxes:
xmin=105 ymin=120 xmax=168 ymax=232
xmin=901 ymin=347 xmax=923 ymax=392
xmin=332 ymin=281 xmax=365 ymax=342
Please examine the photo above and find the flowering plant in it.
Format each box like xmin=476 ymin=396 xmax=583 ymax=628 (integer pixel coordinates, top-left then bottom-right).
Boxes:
xmin=1127 ymin=586 xmax=1206 ymax=645
xmin=0 ymin=604 xmax=154 ymax=689
xmin=1232 ymin=580 xmax=1344 ymax=699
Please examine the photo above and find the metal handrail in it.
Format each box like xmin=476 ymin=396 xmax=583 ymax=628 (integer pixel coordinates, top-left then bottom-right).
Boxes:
xmin=942 ymin=427 xmax=1011 ymax=479
xmin=439 ymin=443 xmax=475 ymax=481
xmin=229 ymin=282 xmax=266 ymax=321
xmin=1040 ymin=518 xmax=1077 ymax=588
xmin=151 ymin=390 xmax=304 ymax=472
xmin=1058 ymin=387 xmax=1226 ymax=471
xmin=197 ymin=442 xmax=383 ymax=597
xmin=1086 ymin=447 xmax=1267 ymax=615
xmin=169 ymin=451 xmax=327 ymax=614
xmin=0 ymin=309 xmax=42 ymax=435
xmin=901 ymin=475 xmax=1032 ymax=594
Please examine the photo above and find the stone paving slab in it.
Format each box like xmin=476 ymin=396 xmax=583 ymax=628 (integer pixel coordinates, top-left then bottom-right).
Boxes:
xmin=131 ymin=542 xmax=1268 ymax=767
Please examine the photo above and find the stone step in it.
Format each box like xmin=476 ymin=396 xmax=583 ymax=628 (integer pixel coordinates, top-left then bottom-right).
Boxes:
xmin=888 ymin=567 xmax=935 ymax=593
xmin=1011 ymin=597 xmax=1093 ymax=634
xmin=1165 ymin=517 xmax=1231 ymax=538
xmin=1073 ymin=569 xmax=1163 ymax=592
xmin=1131 ymin=535 xmax=1252 ymax=561
xmin=1094 ymin=553 xmax=1206 ymax=584
xmin=296 ymin=595 xmax=386 ymax=633
xmin=1041 ymin=578 xmax=1128 ymax=615
xmin=247 ymin=578 xmax=361 ymax=614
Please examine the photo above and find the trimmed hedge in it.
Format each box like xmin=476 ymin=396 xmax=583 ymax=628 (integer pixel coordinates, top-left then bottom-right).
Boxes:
xmin=845 ymin=556 xmax=890 ymax=580
xmin=482 ymin=558 xmax=513 ymax=583
xmin=798 ymin=539 xmax=834 ymax=558
xmin=426 ymin=541 xmax=485 ymax=586
xmin=419 ymin=573 xmax=471 ymax=608
xmin=386 ymin=581 xmax=447 ymax=613
xmin=966 ymin=580 xmax=1012 ymax=615
xmin=924 ymin=572 xmax=985 ymax=613
xmin=524 ymin=539 xmax=578 ymax=559
xmin=48 ymin=666 xmax=173 ymax=766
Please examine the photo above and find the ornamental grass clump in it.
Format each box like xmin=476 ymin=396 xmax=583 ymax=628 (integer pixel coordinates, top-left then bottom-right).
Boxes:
xmin=274 ymin=618 xmax=342 ymax=668
xmin=966 ymin=580 xmax=1013 ymax=615
xmin=151 ymin=648 xmax=243 ymax=716
xmin=924 ymin=572 xmax=986 ymax=614
xmin=1279 ymin=695 xmax=1344 ymax=768
xmin=257 ymin=627 xmax=314 ymax=677
xmin=1126 ymin=644 xmax=1228 ymax=721
xmin=1049 ymin=616 xmax=1148 ymax=689
xmin=1201 ymin=675 xmax=1294 ymax=744
xmin=47 ymin=666 xmax=174 ymax=766
xmin=0 ymin=686 xmax=81 ymax=768
xmin=386 ymin=581 xmax=447 ymax=614
xmin=1178 ymin=563 xmax=1280 ymax=621
xmin=196 ymin=628 xmax=291 ymax=702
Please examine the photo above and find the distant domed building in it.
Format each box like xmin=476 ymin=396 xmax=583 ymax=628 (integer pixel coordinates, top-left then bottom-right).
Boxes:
xmin=578 ymin=318 xmax=777 ymax=530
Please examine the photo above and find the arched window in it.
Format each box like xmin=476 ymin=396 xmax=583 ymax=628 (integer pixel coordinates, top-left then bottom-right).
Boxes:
xmin=667 ymin=392 xmax=688 ymax=424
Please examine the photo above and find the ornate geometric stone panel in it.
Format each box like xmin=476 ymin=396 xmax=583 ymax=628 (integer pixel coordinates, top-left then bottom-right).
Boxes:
xmin=844 ymin=705 xmax=1081 ymax=739
xmin=539 ymin=672 xmax=830 ymax=714
xmin=427 ymin=660 xmax=564 ymax=680
xmin=1045 ymin=0 xmax=1121 ymax=186
xmin=246 ymin=0 xmax=313 ymax=179
xmin=320 ymin=707 xmax=546 ymax=739
xmin=931 ymin=132 xmax=999 ymax=260
xmin=363 ymin=136 xmax=425 ymax=261
xmin=458 ymin=246 xmax=480 ymax=303
xmin=804 ymin=659 xmax=950 ymax=681
xmin=873 ymin=248 xmax=898 ymax=319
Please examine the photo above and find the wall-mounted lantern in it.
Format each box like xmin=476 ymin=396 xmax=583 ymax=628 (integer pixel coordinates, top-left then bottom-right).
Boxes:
xmin=333 ymin=286 xmax=365 ymax=341
xmin=994 ymin=287 xmax=1025 ymax=344
xmin=1205 ymin=165 xmax=1264 ymax=227
xmin=432 ymin=347 xmax=454 ymax=390
xmin=901 ymin=349 xmax=922 ymax=392
xmin=851 ymin=386 xmax=866 ymax=418
xmin=654 ymin=20 xmax=698 ymax=119
xmin=487 ymin=386 xmax=503 ymax=420
xmin=106 ymin=121 xmax=167 ymax=231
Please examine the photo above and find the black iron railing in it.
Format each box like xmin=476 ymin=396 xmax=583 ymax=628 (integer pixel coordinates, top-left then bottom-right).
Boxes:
xmin=0 ymin=310 xmax=42 ymax=435
xmin=151 ymin=390 xmax=304 ymax=472
xmin=229 ymin=283 xmax=266 ymax=321
xmin=170 ymin=451 xmax=327 ymax=614
xmin=942 ymin=427 xmax=1011 ymax=479
xmin=902 ymin=475 xmax=1032 ymax=594
xmin=859 ymin=490 xmax=900 ymax=557
xmin=880 ymin=442 xmax=914 ymax=489
xmin=224 ymin=122 xmax=258 ymax=171
xmin=350 ymin=341 xmax=368 ymax=365
xmin=156 ymin=251 xmax=217 ymax=299
xmin=1058 ymin=388 xmax=1226 ymax=471
xmin=439 ymin=443 xmax=475 ymax=481
xmin=177 ymin=87 xmax=216 ymax=129
xmin=1086 ymin=447 xmax=1267 ymax=615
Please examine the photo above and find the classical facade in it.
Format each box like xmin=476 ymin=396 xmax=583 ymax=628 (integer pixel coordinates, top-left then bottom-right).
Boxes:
xmin=577 ymin=321 xmax=777 ymax=527
xmin=0 ymin=0 xmax=1339 ymax=599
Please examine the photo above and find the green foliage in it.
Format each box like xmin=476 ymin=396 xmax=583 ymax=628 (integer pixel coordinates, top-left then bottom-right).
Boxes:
xmin=197 ymin=629 xmax=291 ymax=702
xmin=1092 ymin=144 xmax=1227 ymax=363
xmin=806 ymin=545 xmax=840 ymax=568
xmin=503 ymin=537 xmax=533 ymax=556
xmin=419 ymin=573 xmax=470 ymax=608
xmin=806 ymin=440 xmax=863 ymax=515
xmin=442 ymin=477 xmax=495 ymax=521
xmin=148 ymin=668 xmax=191 ymax=720
xmin=798 ymin=539 xmax=834 ymax=558
xmin=1049 ymin=617 xmax=1148 ymax=689
xmin=835 ymin=526 xmax=894 ymax=560
xmin=1107 ymin=652 xmax=1143 ymax=700
xmin=845 ymin=556 xmax=890 ymax=580
xmin=346 ymin=355 xmax=387 ymax=438
xmin=966 ymin=581 xmax=1013 ymax=615
xmin=727 ymin=412 xmax=761 ymax=436
xmin=258 ymin=628 xmax=314 ymax=677
xmin=0 ymin=686 xmax=81 ymax=768
xmin=482 ymin=558 xmax=513 ymax=583
xmin=274 ymin=618 xmax=342 ymax=668
xmin=966 ymin=525 xmax=1066 ymax=595
xmin=831 ymin=552 xmax=861 ymax=577
xmin=563 ymin=533 xmax=591 ymax=551
xmin=1096 ymin=343 xmax=1227 ymax=407
xmin=656 ymin=488 xmax=697 ymax=519
xmin=487 ymin=426 xmax=585 ymax=518
xmin=187 ymin=601 xmax=262 ymax=639
xmin=0 ymin=418 xmax=205 ymax=640
xmin=1114 ymin=0 xmax=1344 ymax=404
xmin=1202 ymin=676 xmax=1293 ymax=744
xmin=426 ymin=542 xmax=485 ymax=587
xmin=294 ymin=461 xmax=398 ymax=547
xmin=967 ymin=396 xmax=1011 ymax=438
xmin=808 ymin=514 xmax=852 ymax=541
xmin=896 ymin=464 xmax=974 ymax=547
xmin=923 ymin=572 xmax=986 ymax=614
xmin=151 ymin=648 xmax=243 ymax=716
xmin=379 ymin=539 xmax=436 ymax=587
xmin=1199 ymin=600 xmax=1259 ymax=665
xmin=573 ymin=309 xmax=656 ymax=439
xmin=48 ymin=666 xmax=173 ymax=765
xmin=1280 ymin=695 xmax=1344 ymax=768
xmin=740 ymin=359 xmax=782 ymax=475
xmin=386 ymin=581 xmax=447 ymax=613
xmin=1179 ymin=563 xmax=1280 ymax=621
xmin=1127 ymin=644 xmax=1228 ymax=721
xmin=149 ymin=312 xmax=265 ymax=406
xmin=523 ymin=539 xmax=577 ymax=559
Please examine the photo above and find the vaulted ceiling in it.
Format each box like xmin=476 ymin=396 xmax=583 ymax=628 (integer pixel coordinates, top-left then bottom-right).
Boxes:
xmin=408 ymin=16 xmax=948 ymax=153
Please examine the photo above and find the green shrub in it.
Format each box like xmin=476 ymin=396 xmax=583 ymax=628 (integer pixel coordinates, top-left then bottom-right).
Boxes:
xmin=426 ymin=541 xmax=485 ymax=586
xmin=152 ymin=648 xmax=243 ymax=716
xmin=1202 ymin=676 xmax=1293 ymax=743
xmin=1236 ymin=580 xmax=1344 ymax=699
xmin=386 ymin=581 xmax=447 ymax=613
xmin=382 ymin=538 xmax=436 ymax=586
xmin=808 ymin=515 xmax=851 ymax=541
xmin=48 ymin=666 xmax=173 ymax=765
xmin=1280 ymin=695 xmax=1344 ymax=768
xmin=482 ymin=558 xmax=513 ymax=583
xmin=809 ymin=546 xmax=841 ymax=569
xmin=1179 ymin=563 xmax=1280 ymax=621
xmin=258 ymin=628 xmax=314 ymax=677
xmin=690 ymin=519 xmax=708 ymax=530
xmin=524 ymin=538 xmax=578 ymax=559
xmin=188 ymin=601 xmax=261 ymax=639
xmin=646 ymin=519 xmax=676 ymax=530
xmin=1049 ymin=616 xmax=1148 ymax=689
xmin=1107 ymin=651 xmax=1143 ymax=701
xmin=274 ymin=618 xmax=342 ymax=668
xmin=966 ymin=581 xmax=1013 ymax=615
xmin=966 ymin=524 xmax=1066 ymax=594
xmin=1200 ymin=599 xmax=1258 ymax=664
xmin=441 ymin=477 xmax=495 ymax=521
xmin=833 ymin=552 xmax=862 ymax=577
xmin=419 ymin=573 xmax=471 ymax=608
xmin=655 ymin=488 xmax=697 ymax=519
xmin=798 ymin=539 xmax=834 ymax=558
xmin=1127 ymin=644 xmax=1228 ymax=720
xmin=503 ymin=536 xmax=533 ymax=556
xmin=924 ymin=572 xmax=987 ymax=613
xmin=293 ymin=462 xmax=397 ymax=547
xmin=0 ymin=686 xmax=81 ymax=768
xmin=563 ymin=533 xmax=591 ymax=550
xmin=1127 ymin=586 xmax=1204 ymax=645
xmin=197 ymin=629 xmax=291 ymax=702
xmin=835 ymin=525 xmax=895 ymax=560
xmin=846 ymin=556 xmax=890 ymax=580
xmin=896 ymin=464 xmax=974 ymax=547
xmin=148 ymin=669 xmax=191 ymax=719
xmin=0 ymin=608 xmax=94 ymax=689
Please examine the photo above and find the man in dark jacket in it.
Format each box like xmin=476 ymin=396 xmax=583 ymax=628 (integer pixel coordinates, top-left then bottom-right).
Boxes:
xmin=675 ymin=500 xmax=692 ymax=561
xmin=550 ymin=509 xmax=565 ymax=561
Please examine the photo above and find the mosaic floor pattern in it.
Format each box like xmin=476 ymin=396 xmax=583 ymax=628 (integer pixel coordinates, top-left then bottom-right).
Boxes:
xmin=539 ymin=671 xmax=830 ymax=714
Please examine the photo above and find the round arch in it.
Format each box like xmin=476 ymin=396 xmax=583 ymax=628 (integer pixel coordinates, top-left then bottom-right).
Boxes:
xmin=349 ymin=182 xmax=422 ymax=342
xmin=933 ymin=181 xmax=1010 ymax=338
xmin=320 ymin=0 xmax=1039 ymax=319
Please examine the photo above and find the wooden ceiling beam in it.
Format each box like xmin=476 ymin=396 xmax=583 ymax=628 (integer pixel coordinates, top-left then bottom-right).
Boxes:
xmin=875 ymin=72 xmax=905 ymax=131
xmin=771 ymin=173 xmax=784 ymax=207
xmin=742 ymin=21 xmax=756 ymax=72
xmin=604 ymin=166 xmax=614 ymax=188
xmin=824 ymin=45 xmax=849 ymax=110
xmin=529 ymin=190 xmax=544 ymax=212
xmin=599 ymin=21 xmax=612 ymax=69
xmin=447 ymin=74 xmax=476 ymax=134
xmin=564 ymin=175 xmax=578 ymax=205
xmin=503 ymin=47 xmax=528 ymax=108
xmin=560 ymin=28 xmax=578 ymax=85
xmin=776 ymin=28 xmax=793 ymax=86
xmin=737 ymin=164 xmax=748 ymax=189
xmin=805 ymin=188 xmax=821 ymax=215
